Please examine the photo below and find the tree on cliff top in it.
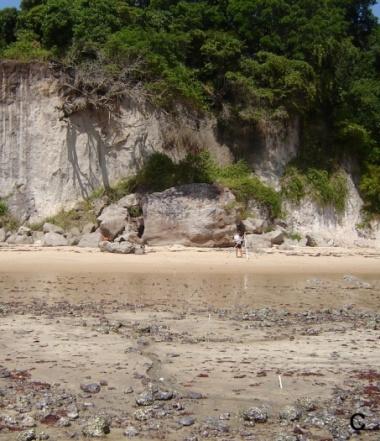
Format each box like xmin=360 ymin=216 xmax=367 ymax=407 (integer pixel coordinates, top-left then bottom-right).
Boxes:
xmin=0 ymin=0 xmax=379 ymax=213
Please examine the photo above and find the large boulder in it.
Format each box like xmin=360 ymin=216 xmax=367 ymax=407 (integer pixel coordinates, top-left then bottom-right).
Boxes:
xmin=7 ymin=227 xmax=33 ymax=244
xmin=43 ymin=222 xmax=64 ymax=235
xmin=267 ymin=229 xmax=285 ymax=245
xmin=142 ymin=184 xmax=237 ymax=247
xmin=97 ymin=204 xmax=129 ymax=240
xmin=81 ymin=223 xmax=96 ymax=235
xmin=78 ymin=231 xmax=102 ymax=248
xmin=18 ymin=226 xmax=32 ymax=236
xmin=245 ymin=234 xmax=271 ymax=251
xmin=7 ymin=234 xmax=33 ymax=245
xmin=42 ymin=232 xmax=68 ymax=247
xmin=243 ymin=217 xmax=267 ymax=234
xmin=0 ymin=228 xmax=6 ymax=242
xmin=32 ymin=231 xmax=44 ymax=244
xmin=118 ymin=193 xmax=140 ymax=209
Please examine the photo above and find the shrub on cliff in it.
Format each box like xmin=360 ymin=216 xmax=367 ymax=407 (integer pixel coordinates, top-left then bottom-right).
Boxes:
xmin=0 ymin=200 xmax=8 ymax=216
xmin=281 ymin=166 xmax=348 ymax=213
xmin=2 ymin=30 xmax=51 ymax=61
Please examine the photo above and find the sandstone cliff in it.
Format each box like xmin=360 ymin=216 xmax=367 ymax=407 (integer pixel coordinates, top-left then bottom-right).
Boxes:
xmin=0 ymin=61 xmax=378 ymax=247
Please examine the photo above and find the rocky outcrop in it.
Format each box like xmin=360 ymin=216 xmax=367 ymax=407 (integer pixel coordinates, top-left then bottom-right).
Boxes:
xmin=142 ymin=184 xmax=237 ymax=247
xmin=284 ymin=172 xmax=380 ymax=248
xmin=0 ymin=61 xmax=379 ymax=248
xmin=6 ymin=226 xmax=33 ymax=245
xmin=78 ymin=231 xmax=102 ymax=248
xmin=0 ymin=61 xmax=298 ymax=223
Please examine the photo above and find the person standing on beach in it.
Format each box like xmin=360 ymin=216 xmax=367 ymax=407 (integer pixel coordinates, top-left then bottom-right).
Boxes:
xmin=234 ymin=231 xmax=244 ymax=258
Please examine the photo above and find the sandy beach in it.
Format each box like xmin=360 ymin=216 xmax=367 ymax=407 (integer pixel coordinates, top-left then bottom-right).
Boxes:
xmin=0 ymin=246 xmax=379 ymax=440
xmin=1 ymin=245 xmax=380 ymax=275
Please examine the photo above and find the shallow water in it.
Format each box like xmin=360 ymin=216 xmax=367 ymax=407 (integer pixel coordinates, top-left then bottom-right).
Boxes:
xmin=1 ymin=272 xmax=379 ymax=312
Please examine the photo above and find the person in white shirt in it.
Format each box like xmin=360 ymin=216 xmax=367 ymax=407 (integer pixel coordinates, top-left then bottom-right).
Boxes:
xmin=233 ymin=232 xmax=244 ymax=258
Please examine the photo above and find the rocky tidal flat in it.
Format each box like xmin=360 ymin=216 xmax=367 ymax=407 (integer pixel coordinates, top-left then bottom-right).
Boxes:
xmin=0 ymin=269 xmax=379 ymax=441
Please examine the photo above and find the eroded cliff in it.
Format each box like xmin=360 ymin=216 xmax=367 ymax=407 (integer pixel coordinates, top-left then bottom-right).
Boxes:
xmin=0 ymin=61 xmax=378 ymax=247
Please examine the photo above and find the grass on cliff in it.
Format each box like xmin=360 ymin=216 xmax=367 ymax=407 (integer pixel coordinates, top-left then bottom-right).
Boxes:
xmin=0 ymin=199 xmax=20 ymax=231
xmin=98 ymin=152 xmax=282 ymax=219
xmin=29 ymin=201 xmax=96 ymax=232
xmin=281 ymin=166 xmax=348 ymax=213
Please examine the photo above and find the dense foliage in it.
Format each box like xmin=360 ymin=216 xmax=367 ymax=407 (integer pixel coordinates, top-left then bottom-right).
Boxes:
xmin=0 ymin=0 xmax=379 ymax=213
xmin=99 ymin=152 xmax=282 ymax=218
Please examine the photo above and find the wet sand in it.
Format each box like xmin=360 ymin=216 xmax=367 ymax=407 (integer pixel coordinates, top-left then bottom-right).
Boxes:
xmin=0 ymin=247 xmax=379 ymax=440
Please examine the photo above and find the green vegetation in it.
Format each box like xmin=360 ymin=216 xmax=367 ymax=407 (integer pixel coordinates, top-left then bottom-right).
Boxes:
xmin=0 ymin=199 xmax=7 ymax=216
xmin=0 ymin=0 xmax=379 ymax=212
xmin=281 ymin=166 xmax=348 ymax=213
xmin=0 ymin=199 xmax=19 ymax=231
xmin=0 ymin=199 xmax=20 ymax=231
xmin=100 ymin=152 xmax=282 ymax=218
xmin=30 ymin=200 xmax=96 ymax=231
xmin=360 ymin=164 xmax=380 ymax=213
xmin=287 ymin=232 xmax=302 ymax=242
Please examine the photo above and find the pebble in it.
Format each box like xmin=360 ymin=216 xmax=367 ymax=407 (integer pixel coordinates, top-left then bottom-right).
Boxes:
xmin=17 ymin=429 xmax=36 ymax=441
xmin=178 ymin=416 xmax=195 ymax=426
xmin=80 ymin=383 xmax=101 ymax=394
xmin=135 ymin=390 xmax=154 ymax=406
xmin=279 ymin=405 xmax=302 ymax=422
xmin=123 ymin=425 xmax=139 ymax=437
xmin=242 ymin=406 xmax=268 ymax=423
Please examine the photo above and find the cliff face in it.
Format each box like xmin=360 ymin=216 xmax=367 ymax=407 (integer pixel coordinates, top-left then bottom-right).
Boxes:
xmin=0 ymin=62 xmax=299 ymax=222
xmin=0 ymin=62 xmax=378 ymax=247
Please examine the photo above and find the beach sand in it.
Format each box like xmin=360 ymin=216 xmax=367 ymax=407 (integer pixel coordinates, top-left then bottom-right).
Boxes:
xmin=0 ymin=246 xmax=379 ymax=440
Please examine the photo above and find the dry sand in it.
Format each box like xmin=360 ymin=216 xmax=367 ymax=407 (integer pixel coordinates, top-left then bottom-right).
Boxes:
xmin=0 ymin=245 xmax=379 ymax=275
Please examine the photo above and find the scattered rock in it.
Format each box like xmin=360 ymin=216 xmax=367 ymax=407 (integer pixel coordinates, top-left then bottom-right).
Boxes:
xmin=342 ymin=274 xmax=372 ymax=289
xmin=56 ymin=417 xmax=71 ymax=427
xmin=135 ymin=390 xmax=154 ymax=406
xmin=78 ymin=231 xmax=102 ymax=248
xmin=279 ymin=405 xmax=302 ymax=422
xmin=17 ymin=429 xmax=36 ymax=441
xmin=42 ymin=232 xmax=68 ymax=247
xmin=82 ymin=416 xmax=110 ymax=437
xmin=155 ymin=389 xmax=174 ymax=401
xmin=80 ymin=383 xmax=101 ymax=394
xmin=43 ymin=223 xmax=64 ymax=235
xmin=242 ymin=406 xmax=268 ymax=423
xmin=0 ymin=367 xmax=10 ymax=378
xmin=99 ymin=241 xmax=135 ymax=254
xmin=178 ymin=416 xmax=195 ymax=426
xmin=7 ymin=232 xmax=33 ymax=244
xmin=306 ymin=235 xmax=318 ymax=247
xmin=134 ymin=408 xmax=153 ymax=421
xmin=21 ymin=415 xmax=36 ymax=428
xmin=123 ymin=426 xmax=139 ymax=437
xmin=296 ymin=397 xmax=317 ymax=412
xmin=18 ymin=226 xmax=32 ymax=236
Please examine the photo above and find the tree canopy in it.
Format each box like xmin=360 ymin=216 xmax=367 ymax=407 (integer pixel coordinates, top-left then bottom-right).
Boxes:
xmin=0 ymin=0 xmax=379 ymax=212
